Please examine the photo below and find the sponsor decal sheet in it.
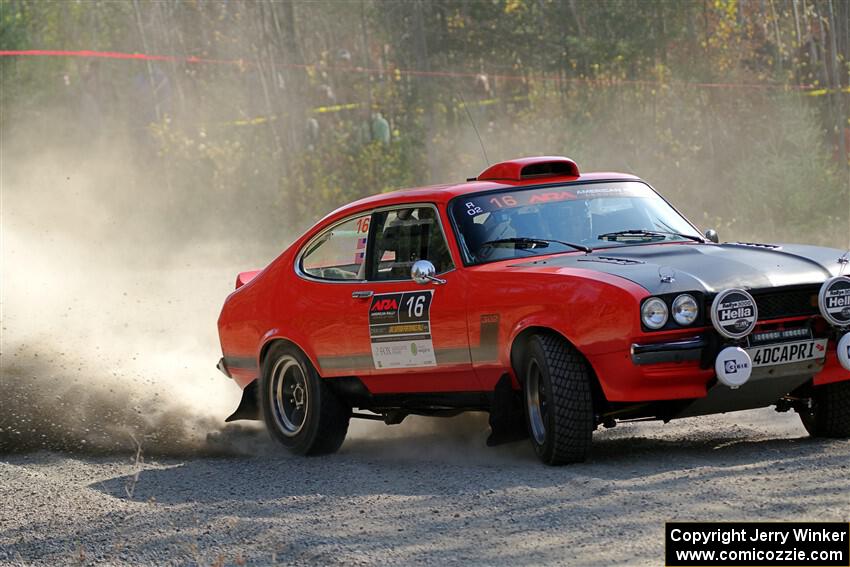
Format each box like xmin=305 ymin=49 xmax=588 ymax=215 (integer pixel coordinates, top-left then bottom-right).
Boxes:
xmin=368 ymin=291 xmax=436 ymax=369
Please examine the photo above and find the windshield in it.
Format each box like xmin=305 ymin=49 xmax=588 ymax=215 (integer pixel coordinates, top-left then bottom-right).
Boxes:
xmin=450 ymin=181 xmax=702 ymax=264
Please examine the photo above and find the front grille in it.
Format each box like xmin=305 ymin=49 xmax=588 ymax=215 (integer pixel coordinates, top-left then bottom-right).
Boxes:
xmin=704 ymin=286 xmax=820 ymax=321
xmin=753 ymin=287 xmax=819 ymax=320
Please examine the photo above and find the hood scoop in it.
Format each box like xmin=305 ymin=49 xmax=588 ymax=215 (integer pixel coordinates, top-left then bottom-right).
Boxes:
xmin=729 ymin=242 xmax=783 ymax=250
xmin=577 ymin=256 xmax=645 ymax=266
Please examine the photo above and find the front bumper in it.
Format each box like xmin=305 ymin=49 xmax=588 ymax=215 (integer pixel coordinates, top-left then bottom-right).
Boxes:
xmin=630 ymin=336 xmax=708 ymax=366
xmin=594 ymin=324 xmax=847 ymax=403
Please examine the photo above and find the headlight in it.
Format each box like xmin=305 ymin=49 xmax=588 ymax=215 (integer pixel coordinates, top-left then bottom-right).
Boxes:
xmin=672 ymin=294 xmax=699 ymax=326
xmin=641 ymin=297 xmax=668 ymax=329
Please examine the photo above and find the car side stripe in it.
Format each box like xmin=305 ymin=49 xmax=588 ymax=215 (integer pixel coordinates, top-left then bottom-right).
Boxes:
xmin=317 ymin=354 xmax=375 ymax=370
xmin=223 ymin=356 xmax=258 ymax=370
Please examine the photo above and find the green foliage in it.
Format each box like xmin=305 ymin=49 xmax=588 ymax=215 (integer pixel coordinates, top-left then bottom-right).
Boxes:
xmin=286 ymin=130 xmax=427 ymax=228
xmin=727 ymin=95 xmax=842 ymax=241
xmin=1 ymin=0 xmax=847 ymax=247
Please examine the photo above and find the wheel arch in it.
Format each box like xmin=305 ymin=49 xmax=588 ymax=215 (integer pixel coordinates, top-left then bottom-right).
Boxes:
xmin=226 ymin=337 xmax=311 ymax=423
xmin=259 ymin=336 xmax=314 ymax=371
xmin=508 ymin=325 xmax=608 ymax=411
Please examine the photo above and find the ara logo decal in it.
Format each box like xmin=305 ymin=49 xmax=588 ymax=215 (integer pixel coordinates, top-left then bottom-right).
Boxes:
xmin=371 ymin=298 xmax=399 ymax=312
xmin=369 ymin=293 xmax=404 ymax=325
xmin=528 ymin=191 xmax=576 ymax=204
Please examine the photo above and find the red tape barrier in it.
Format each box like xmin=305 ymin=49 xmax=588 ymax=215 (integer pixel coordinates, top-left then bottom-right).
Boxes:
xmin=1 ymin=49 xmax=839 ymax=93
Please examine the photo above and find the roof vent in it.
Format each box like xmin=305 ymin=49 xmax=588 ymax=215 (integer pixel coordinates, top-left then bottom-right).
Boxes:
xmin=476 ymin=156 xmax=579 ymax=182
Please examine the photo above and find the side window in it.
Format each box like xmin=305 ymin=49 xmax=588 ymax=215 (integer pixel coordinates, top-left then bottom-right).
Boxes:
xmin=369 ymin=206 xmax=454 ymax=281
xmin=300 ymin=214 xmax=371 ymax=280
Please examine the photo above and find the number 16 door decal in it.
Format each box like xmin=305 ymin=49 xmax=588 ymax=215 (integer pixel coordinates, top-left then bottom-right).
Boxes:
xmin=368 ymin=290 xmax=437 ymax=369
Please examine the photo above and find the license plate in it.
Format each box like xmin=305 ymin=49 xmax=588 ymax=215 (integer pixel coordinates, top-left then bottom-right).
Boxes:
xmin=746 ymin=339 xmax=828 ymax=367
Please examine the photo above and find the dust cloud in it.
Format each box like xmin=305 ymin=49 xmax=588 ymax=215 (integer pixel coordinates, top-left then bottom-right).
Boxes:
xmin=0 ymin=108 xmax=275 ymax=456
xmin=0 ymin=107 xmax=495 ymax=459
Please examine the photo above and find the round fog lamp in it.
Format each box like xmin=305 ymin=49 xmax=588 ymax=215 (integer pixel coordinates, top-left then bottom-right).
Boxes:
xmin=672 ymin=294 xmax=699 ymax=326
xmin=641 ymin=297 xmax=669 ymax=329
xmin=838 ymin=333 xmax=850 ymax=372
xmin=715 ymin=346 xmax=752 ymax=388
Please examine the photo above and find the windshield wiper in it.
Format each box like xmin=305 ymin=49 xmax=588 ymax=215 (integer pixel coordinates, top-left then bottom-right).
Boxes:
xmin=479 ymin=237 xmax=592 ymax=253
xmin=597 ymin=229 xmax=704 ymax=243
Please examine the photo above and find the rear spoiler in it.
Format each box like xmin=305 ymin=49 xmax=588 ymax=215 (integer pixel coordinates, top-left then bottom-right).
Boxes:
xmin=235 ymin=270 xmax=261 ymax=289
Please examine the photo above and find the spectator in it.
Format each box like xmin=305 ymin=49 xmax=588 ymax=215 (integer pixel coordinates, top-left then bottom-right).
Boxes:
xmin=371 ymin=110 xmax=390 ymax=144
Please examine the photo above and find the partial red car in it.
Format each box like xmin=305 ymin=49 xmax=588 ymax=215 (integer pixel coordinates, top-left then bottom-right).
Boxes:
xmin=217 ymin=156 xmax=850 ymax=464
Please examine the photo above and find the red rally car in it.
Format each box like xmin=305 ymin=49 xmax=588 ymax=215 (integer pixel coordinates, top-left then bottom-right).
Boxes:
xmin=217 ymin=156 xmax=850 ymax=465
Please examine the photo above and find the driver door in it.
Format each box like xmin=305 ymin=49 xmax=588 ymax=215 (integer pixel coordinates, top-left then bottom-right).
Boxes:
xmin=351 ymin=205 xmax=477 ymax=394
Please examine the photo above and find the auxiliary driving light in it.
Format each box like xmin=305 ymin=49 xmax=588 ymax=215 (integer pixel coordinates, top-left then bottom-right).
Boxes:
xmin=710 ymin=288 xmax=758 ymax=339
xmin=818 ymin=276 xmax=850 ymax=328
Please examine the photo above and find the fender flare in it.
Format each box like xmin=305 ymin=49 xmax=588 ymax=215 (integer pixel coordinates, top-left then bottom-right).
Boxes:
xmin=258 ymin=330 xmax=321 ymax=377
xmin=506 ymin=319 xmax=608 ymax=405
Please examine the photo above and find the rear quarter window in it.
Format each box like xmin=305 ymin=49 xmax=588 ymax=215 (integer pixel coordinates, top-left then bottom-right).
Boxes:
xmin=300 ymin=215 xmax=371 ymax=280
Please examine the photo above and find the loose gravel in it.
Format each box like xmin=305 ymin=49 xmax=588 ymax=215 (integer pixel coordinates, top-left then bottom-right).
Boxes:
xmin=1 ymin=409 xmax=848 ymax=566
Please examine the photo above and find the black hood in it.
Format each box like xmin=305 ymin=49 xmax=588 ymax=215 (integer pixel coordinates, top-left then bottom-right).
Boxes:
xmin=514 ymin=242 xmax=847 ymax=294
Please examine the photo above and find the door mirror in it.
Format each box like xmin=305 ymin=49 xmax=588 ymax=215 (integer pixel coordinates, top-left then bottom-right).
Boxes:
xmin=411 ymin=260 xmax=445 ymax=285
xmin=704 ymin=229 xmax=719 ymax=243
xmin=411 ymin=260 xmax=436 ymax=284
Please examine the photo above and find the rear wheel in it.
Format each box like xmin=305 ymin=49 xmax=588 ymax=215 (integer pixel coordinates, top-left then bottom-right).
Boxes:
xmin=261 ymin=343 xmax=350 ymax=455
xmin=522 ymin=334 xmax=594 ymax=465
xmin=799 ymin=380 xmax=850 ymax=438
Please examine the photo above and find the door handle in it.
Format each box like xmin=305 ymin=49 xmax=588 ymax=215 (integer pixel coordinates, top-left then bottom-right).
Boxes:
xmin=352 ymin=290 xmax=374 ymax=299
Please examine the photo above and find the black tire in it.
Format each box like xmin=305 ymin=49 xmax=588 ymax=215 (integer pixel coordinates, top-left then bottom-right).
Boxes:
xmin=522 ymin=334 xmax=594 ymax=465
xmin=260 ymin=343 xmax=351 ymax=455
xmin=799 ymin=380 xmax=850 ymax=438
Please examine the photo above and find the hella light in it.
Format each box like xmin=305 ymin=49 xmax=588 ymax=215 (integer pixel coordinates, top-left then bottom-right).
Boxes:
xmin=672 ymin=294 xmax=699 ymax=326
xmin=641 ymin=297 xmax=669 ymax=329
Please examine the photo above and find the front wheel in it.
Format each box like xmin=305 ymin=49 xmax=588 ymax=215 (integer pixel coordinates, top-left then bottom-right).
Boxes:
xmin=799 ymin=380 xmax=850 ymax=438
xmin=261 ymin=343 xmax=351 ymax=455
xmin=522 ymin=334 xmax=594 ymax=465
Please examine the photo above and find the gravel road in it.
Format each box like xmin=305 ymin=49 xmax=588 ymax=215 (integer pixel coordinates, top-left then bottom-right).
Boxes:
xmin=2 ymin=409 xmax=848 ymax=566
